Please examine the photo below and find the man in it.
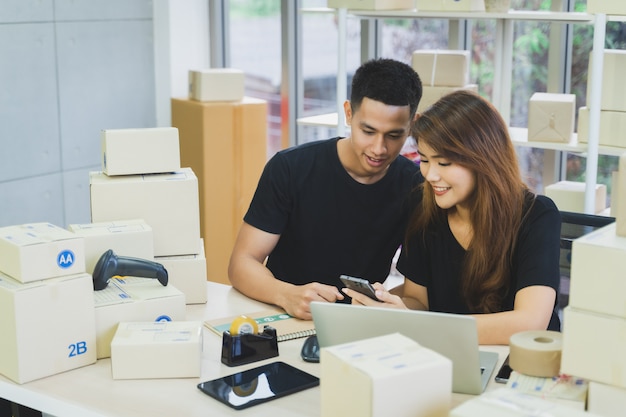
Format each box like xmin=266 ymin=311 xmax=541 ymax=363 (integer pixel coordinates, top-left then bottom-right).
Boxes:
xmin=228 ymin=58 xmax=423 ymax=320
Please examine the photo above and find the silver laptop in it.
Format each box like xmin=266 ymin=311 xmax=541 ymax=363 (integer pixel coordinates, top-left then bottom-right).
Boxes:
xmin=310 ymin=302 xmax=498 ymax=395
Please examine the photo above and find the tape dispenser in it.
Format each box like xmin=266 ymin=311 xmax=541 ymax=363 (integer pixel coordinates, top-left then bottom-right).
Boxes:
xmin=221 ymin=315 xmax=279 ymax=366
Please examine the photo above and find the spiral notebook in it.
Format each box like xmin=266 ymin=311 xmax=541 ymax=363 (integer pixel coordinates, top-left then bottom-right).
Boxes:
xmin=204 ymin=309 xmax=316 ymax=342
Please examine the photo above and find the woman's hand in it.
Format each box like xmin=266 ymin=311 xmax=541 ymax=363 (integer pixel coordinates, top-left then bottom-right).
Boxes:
xmin=342 ymin=282 xmax=408 ymax=309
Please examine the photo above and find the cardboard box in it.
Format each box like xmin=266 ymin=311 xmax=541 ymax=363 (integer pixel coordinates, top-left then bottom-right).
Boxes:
xmin=588 ymin=50 xmax=626 ymax=112
xmin=451 ymin=388 xmax=601 ymax=417
xmin=544 ymin=180 xmax=607 ymax=214
xmin=156 ymin=238 xmax=207 ymax=304
xmin=111 ymin=321 xmax=202 ymax=379
xmin=569 ymin=223 xmax=626 ymax=318
xmin=188 ymin=69 xmax=244 ymax=102
xmin=101 ymin=127 xmax=181 ymax=176
xmin=561 ymin=306 xmax=626 ymax=389
xmin=417 ymin=0 xmax=485 ymax=12
xmin=527 ymin=93 xmax=576 ymax=143
xmin=327 ymin=0 xmax=414 ymax=10
xmin=588 ymin=381 xmax=626 ymax=417
xmin=90 ymin=168 xmax=200 ymax=257
xmin=618 ymin=154 xmax=626 ymax=237
xmin=577 ymin=106 xmax=626 ymax=148
xmin=418 ymin=84 xmax=478 ymax=113
xmin=94 ymin=277 xmax=186 ymax=359
xmin=411 ymin=50 xmax=470 ymax=87
xmin=171 ymin=97 xmax=267 ymax=284
xmin=321 ymin=333 xmax=451 ymax=417
xmin=68 ymin=219 xmax=154 ymax=274
xmin=0 ymin=223 xmax=85 ymax=283
xmin=587 ymin=0 xmax=626 ymax=16
xmin=0 ymin=272 xmax=96 ymax=384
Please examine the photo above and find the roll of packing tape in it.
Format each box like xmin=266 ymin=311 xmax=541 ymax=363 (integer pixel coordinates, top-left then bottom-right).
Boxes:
xmin=229 ymin=315 xmax=258 ymax=336
xmin=509 ymin=330 xmax=563 ymax=377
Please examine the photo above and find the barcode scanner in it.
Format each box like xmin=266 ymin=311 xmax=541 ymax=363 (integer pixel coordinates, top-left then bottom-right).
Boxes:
xmin=92 ymin=249 xmax=168 ymax=290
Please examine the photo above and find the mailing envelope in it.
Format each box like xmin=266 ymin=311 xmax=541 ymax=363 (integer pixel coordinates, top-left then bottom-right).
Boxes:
xmin=527 ymin=93 xmax=576 ymax=143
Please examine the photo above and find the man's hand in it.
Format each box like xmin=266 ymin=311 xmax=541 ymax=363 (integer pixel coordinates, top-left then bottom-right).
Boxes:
xmin=343 ymin=282 xmax=408 ymax=309
xmin=279 ymin=282 xmax=345 ymax=320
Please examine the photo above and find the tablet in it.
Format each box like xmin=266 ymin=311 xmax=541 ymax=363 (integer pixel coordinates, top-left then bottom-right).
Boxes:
xmin=197 ymin=361 xmax=319 ymax=410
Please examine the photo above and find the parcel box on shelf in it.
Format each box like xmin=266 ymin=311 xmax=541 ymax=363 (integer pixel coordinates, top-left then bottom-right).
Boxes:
xmin=416 ymin=0 xmax=485 ymax=12
xmin=111 ymin=321 xmax=202 ymax=380
xmin=101 ymin=127 xmax=181 ymax=176
xmin=588 ymin=50 xmax=626 ymax=112
xmin=68 ymin=219 xmax=154 ymax=274
xmin=587 ymin=1 xmax=626 ymax=18
xmin=94 ymin=277 xmax=186 ymax=359
xmin=577 ymin=106 xmax=626 ymax=149
xmin=188 ymin=68 xmax=244 ymax=102
xmin=418 ymin=84 xmax=478 ymax=113
xmin=321 ymin=333 xmax=451 ymax=417
xmin=0 ymin=222 xmax=85 ymax=283
xmin=155 ymin=238 xmax=207 ymax=304
xmin=544 ymin=180 xmax=606 ymax=214
xmin=327 ymin=0 xmax=414 ymax=10
xmin=411 ymin=50 xmax=470 ymax=87
xmin=90 ymin=168 xmax=200 ymax=257
xmin=0 ymin=272 xmax=96 ymax=384
xmin=527 ymin=92 xmax=576 ymax=143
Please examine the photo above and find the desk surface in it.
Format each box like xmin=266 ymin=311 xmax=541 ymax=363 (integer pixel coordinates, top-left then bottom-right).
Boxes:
xmin=0 ymin=282 xmax=507 ymax=417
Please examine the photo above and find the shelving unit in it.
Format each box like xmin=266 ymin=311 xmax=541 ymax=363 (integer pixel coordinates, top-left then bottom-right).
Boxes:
xmin=298 ymin=7 xmax=626 ymax=214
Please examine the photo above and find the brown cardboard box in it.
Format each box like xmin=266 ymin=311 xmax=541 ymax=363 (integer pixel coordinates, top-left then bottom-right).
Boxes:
xmin=171 ymin=97 xmax=267 ymax=284
xmin=527 ymin=93 xmax=576 ymax=143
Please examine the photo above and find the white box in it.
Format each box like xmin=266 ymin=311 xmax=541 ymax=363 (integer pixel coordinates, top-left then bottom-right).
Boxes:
xmin=0 ymin=272 xmax=96 ymax=384
xmin=561 ymin=306 xmax=626 ymax=389
xmin=90 ymin=168 xmax=201 ymax=257
xmin=327 ymin=0 xmax=414 ymax=10
xmin=417 ymin=0 xmax=485 ymax=12
xmin=587 ymin=0 xmax=626 ymax=17
xmin=101 ymin=127 xmax=181 ymax=176
xmin=412 ymin=50 xmax=470 ymax=87
xmin=451 ymin=388 xmax=601 ymax=417
xmin=527 ymin=93 xmax=576 ymax=143
xmin=569 ymin=223 xmax=626 ymax=318
xmin=111 ymin=321 xmax=202 ymax=379
xmin=588 ymin=381 xmax=626 ymax=417
xmin=577 ymin=107 xmax=626 ymax=148
xmin=155 ymin=238 xmax=207 ymax=304
xmin=0 ymin=223 xmax=85 ymax=283
xmin=544 ymin=180 xmax=607 ymax=214
xmin=94 ymin=277 xmax=186 ymax=359
xmin=588 ymin=50 xmax=626 ymax=112
xmin=618 ymin=154 xmax=626 ymax=237
xmin=188 ymin=69 xmax=244 ymax=102
xmin=418 ymin=84 xmax=478 ymax=113
xmin=68 ymin=219 xmax=154 ymax=274
xmin=321 ymin=333 xmax=451 ymax=417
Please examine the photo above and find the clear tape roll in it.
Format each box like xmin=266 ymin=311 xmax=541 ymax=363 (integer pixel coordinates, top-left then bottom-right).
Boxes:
xmin=509 ymin=330 xmax=563 ymax=378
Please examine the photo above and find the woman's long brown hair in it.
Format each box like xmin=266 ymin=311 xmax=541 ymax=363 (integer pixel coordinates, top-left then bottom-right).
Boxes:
xmin=408 ymin=90 xmax=534 ymax=313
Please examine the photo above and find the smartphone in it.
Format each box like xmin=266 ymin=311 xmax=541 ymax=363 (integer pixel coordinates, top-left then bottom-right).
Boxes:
xmin=494 ymin=354 xmax=512 ymax=384
xmin=197 ymin=361 xmax=319 ymax=410
xmin=339 ymin=274 xmax=380 ymax=301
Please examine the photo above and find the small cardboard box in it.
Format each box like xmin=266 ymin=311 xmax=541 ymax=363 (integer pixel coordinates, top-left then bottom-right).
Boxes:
xmin=588 ymin=50 xmax=626 ymax=112
xmin=418 ymin=84 xmax=478 ymax=113
xmin=588 ymin=381 xmax=626 ymax=417
xmin=188 ymin=69 xmax=245 ymax=102
xmin=569 ymin=223 xmax=626 ymax=318
xmin=587 ymin=0 xmax=626 ymax=16
xmin=90 ymin=168 xmax=201 ymax=257
xmin=0 ymin=272 xmax=96 ymax=384
xmin=417 ymin=0 xmax=485 ymax=12
xmin=451 ymin=388 xmax=601 ymax=417
xmin=561 ymin=306 xmax=626 ymax=389
xmin=527 ymin=93 xmax=576 ymax=143
xmin=577 ymin=106 xmax=626 ymax=148
xmin=321 ymin=333 xmax=451 ymax=417
xmin=68 ymin=219 xmax=154 ymax=274
xmin=0 ymin=223 xmax=85 ymax=283
xmin=155 ymin=238 xmax=207 ymax=304
xmin=544 ymin=180 xmax=606 ymax=214
xmin=94 ymin=277 xmax=186 ymax=359
xmin=412 ymin=50 xmax=470 ymax=87
xmin=327 ymin=0 xmax=414 ymax=10
xmin=101 ymin=127 xmax=181 ymax=176
xmin=111 ymin=321 xmax=202 ymax=379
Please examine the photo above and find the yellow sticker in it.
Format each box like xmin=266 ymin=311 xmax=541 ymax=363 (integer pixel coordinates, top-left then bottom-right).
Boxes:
xmin=229 ymin=315 xmax=258 ymax=335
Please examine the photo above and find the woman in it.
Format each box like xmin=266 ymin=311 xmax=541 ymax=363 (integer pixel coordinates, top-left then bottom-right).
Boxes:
xmin=344 ymin=90 xmax=561 ymax=345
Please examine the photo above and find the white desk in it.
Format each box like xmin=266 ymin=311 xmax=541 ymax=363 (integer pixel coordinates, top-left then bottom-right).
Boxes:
xmin=0 ymin=282 xmax=508 ymax=417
